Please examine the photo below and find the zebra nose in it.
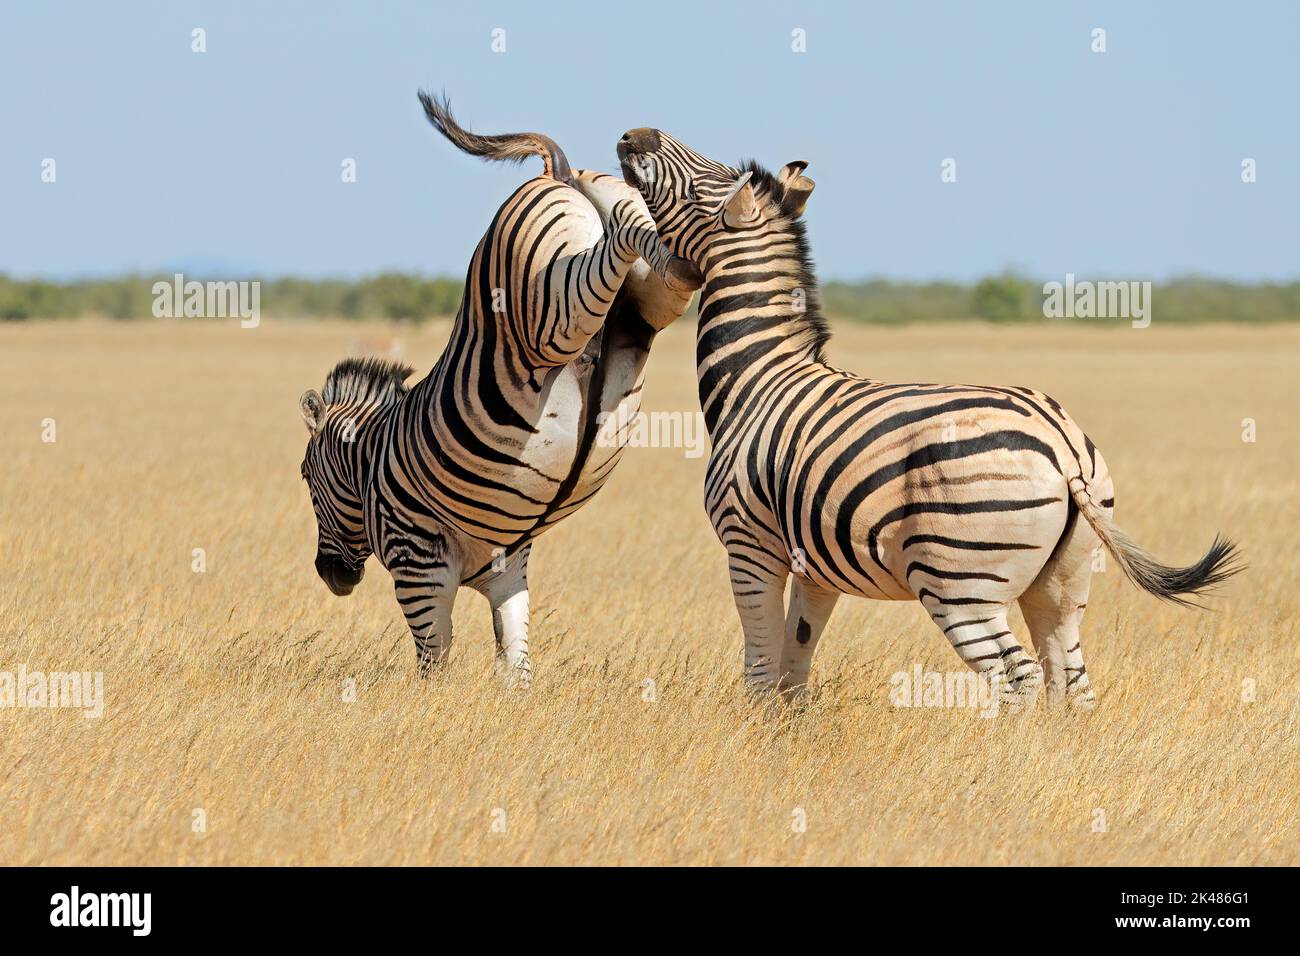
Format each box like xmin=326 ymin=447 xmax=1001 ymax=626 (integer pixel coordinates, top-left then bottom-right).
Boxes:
xmin=619 ymin=128 xmax=661 ymax=156
xmin=315 ymin=552 xmax=363 ymax=595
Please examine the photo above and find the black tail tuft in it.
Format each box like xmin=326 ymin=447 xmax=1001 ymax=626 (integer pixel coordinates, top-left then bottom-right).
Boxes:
xmin=1117 ymin=533 xmax=1245 ymax=609
xmin=417 ymin=90 xmax=573 ymax=185
xmin=1070 ymin=481 xmax=1244 ymax=609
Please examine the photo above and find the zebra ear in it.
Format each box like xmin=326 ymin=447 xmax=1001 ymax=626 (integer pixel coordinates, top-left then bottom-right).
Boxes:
xmin=719 ymin=171 xmax=756 ymax=228
xmin=778 ymin=161 xmax=815 ymax=216
xmin=300 ymin=389 xmax=326 ymax=435
xmin=778 ymin=160 xmax=808 ymax=182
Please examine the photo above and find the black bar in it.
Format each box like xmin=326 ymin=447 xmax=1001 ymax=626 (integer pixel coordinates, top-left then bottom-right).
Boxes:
xmin=0 ymin=867 xmax=1279 ymax=942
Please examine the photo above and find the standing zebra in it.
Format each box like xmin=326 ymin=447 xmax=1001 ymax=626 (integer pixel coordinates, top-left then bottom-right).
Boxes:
xmin=615 ymin=127 xmax=1241 ymax=708
xmin=297 ymin=95 xmax=701 ymax=683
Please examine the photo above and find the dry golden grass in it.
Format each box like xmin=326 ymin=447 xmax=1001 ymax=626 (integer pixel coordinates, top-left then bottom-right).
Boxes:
xmin=1 ymin=317 xmax=1297 ymax=865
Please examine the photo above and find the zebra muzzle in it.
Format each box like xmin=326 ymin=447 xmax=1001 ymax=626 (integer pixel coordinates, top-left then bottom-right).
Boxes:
xmin=315 ymin=553 xmax=364 ymax=596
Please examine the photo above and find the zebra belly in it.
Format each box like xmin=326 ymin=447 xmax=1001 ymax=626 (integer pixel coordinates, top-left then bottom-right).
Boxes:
xmin=802 ymin=446 xmax=1069 ymax=602
xmin=748 ymin=380 xmax=1083 ymax=603
xmin=526 ymin=357 xmax=630 ymax=523
xmin=434 ymin=341 xmax=649 ymax=549
xmin=525 ymin=362 xmax=589 ymax=482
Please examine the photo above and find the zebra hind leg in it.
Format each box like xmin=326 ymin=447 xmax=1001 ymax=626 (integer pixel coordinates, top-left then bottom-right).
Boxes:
xmin=1018 ymin=516 xmax=1099 ymax=710
xmin=476 ymin=547 xmax=532 ymax=690
xmin=923 ymin=598 xmax=1044 ymax=710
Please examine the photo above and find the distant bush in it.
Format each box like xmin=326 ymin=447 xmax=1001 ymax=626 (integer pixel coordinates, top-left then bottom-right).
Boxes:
xmin=1 ymin=273 xmax=1296 ymax=324
xmin=0 ymin=274 xmax=466 ymax=322
xmin=972 ymin=274 xmax=1035 ymax=322
xmin=820 ymin=279 xmax=971 ymax=324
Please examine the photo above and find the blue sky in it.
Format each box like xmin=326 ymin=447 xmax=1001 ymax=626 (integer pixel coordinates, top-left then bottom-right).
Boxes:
xmin=2 ymin=1 xmax=1296 ymax=282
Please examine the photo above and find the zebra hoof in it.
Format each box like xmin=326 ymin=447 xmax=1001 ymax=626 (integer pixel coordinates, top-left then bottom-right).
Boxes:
xmin=663 ymin=256 xmax=703 ymax=294
xmin=1066 ymin=689 xmax=1098 ymax=712
xmin=499 ymin=670 xmax=532 ymax=692
xmin=998 ymin=660 xmax=1044 ymax=712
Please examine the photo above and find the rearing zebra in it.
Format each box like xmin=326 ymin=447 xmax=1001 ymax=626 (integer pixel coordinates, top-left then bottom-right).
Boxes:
xmin=615 ymin=127 xmax=1242 ymax=708
xmin=297 ymin=95 xmax=700 ymax=683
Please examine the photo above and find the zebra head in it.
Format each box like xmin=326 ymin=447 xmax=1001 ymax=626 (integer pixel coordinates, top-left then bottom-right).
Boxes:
xmin=298 ymin=358 xmax=415 ymax=596
xmin=616 ymin=128 xmax=815 ymax=268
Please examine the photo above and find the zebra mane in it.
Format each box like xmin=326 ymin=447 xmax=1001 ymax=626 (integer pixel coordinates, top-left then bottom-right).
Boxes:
xmin=736 ymin=159 xmax=831 ymax=362
xmin=321 ymin=357 xmax=416 ymax=407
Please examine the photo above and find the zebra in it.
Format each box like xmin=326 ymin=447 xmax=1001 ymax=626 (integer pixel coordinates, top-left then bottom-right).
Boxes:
xmin=615 ymin=127 xmax=1242 ymax=708
xmin=297 ymin=96 xmax=701 ymax=684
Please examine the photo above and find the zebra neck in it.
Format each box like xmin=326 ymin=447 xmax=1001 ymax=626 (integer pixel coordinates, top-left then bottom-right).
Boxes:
xmin=695 ymin=256 xmax=827 ymax=440
xmin=346 ymin=405 xmax=397 ymax=498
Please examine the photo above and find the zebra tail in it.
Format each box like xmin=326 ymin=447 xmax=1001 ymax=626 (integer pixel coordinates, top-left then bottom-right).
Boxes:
xmin=417 ymin=90 xmax=574 ymax=185
xmin=1068 ymin=478 xmax=1244 ymax=608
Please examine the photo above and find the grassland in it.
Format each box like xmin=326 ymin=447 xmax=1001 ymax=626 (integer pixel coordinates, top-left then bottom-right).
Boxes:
xmin=1 ymin=318 xmax=1296 ymax=865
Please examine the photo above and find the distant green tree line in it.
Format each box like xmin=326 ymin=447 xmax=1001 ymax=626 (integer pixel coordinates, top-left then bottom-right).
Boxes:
xmin=2 ymin=273 xmax=1297 ymax=324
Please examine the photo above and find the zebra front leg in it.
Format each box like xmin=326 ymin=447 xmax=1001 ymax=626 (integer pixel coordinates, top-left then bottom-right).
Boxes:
xmin=476 ymin=546 xmax=532 ymax=689
xmin=389 ymin=537 xmax=462 ymax=678
xmin=727 ymin=557 xmax=789 ymax=695
xmin=778 ymin=577 xmax=840 ymax=701
xmin=542 ymin=198 xmax=700 ymax=360
xmin=607 ymin=199 xmax=702 ymax=295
